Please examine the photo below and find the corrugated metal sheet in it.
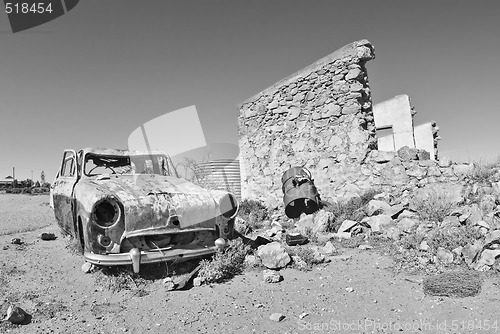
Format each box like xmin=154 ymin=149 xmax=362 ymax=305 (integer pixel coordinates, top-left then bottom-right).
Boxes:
xmin=196 ymin=159 xmax=241 ymax=199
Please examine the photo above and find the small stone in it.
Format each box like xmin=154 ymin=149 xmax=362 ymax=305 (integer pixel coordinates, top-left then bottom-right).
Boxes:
xmin=320 ymin=241 xmax=337 ymax=255
xmin=262 ymin=269 xmax=282 ymax=283
xmin=193 ymin=277 xmax=203 ymax=287
xmin=40 ymin=232 xmax=57 ymax=241
xmin=338 ymin=220 xmax=358 ymax=233
xmin=419 ymin=241 xmax=430 ymax=252
xmin=270 ymin=313 xmax=285 ymax=322
xmin=346 ymin=287 xmax=354 ymax=293
xmin=5 ymin=305 xmax=26 ymax=324
xmin=298 ymin=312 xmax=309 ymax=319
xmin=81 ymin=262 xmax=94 ymax=274
xmin=256 ymin=242 xmax=291 ymax=269
xmin=358 ymin=244 xmax=373 ymax=250
xmin=254 ymin=303 xmax=264 ymax=308
xmin=11 ymin=238 xmax=22 ymax=245
xmin=436 ymin=247 xmax=454 ymax=264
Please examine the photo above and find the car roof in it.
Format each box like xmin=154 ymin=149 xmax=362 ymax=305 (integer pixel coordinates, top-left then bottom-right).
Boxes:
xmin=82 ymin=148 xmax=167 ymax=156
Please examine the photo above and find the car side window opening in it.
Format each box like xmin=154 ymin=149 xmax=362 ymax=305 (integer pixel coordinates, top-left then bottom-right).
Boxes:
xmin=61 ymin=152 xmax=76 ymax=177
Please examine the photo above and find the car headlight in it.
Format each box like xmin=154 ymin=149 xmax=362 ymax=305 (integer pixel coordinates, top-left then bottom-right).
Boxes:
xmin=219 ymin=193 xmax=239 ymax=219
xmin=92 ymin=197 xmax=121 ymax=228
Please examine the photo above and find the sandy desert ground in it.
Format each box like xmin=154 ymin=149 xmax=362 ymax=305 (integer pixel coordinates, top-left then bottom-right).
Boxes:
xmin=1 ymin=193 xmax=500 ymax=334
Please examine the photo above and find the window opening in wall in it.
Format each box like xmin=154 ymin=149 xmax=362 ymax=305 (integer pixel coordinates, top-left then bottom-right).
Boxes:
xmin=376 ymin=126 xmax=395 ymax=151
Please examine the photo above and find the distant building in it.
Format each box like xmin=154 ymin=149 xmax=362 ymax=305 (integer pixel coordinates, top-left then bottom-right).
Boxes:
xmin=0 ymin=176 xmax=15 ymax=186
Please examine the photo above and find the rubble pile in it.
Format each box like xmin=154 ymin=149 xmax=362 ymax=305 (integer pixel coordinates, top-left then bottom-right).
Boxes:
xmin=242 ymin=164 xmax=500 ymax=274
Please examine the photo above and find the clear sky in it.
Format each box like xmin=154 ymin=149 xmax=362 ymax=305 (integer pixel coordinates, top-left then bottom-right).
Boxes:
xmin=1 ymin=0 xmax=499 ymax=182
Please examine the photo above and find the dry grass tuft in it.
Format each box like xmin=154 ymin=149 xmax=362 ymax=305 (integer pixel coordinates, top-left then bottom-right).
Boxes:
xmin=198 ymin=239 xmax=252 ymax=284
xmin=411 ymin=188 xmax=456 ymax=222
xmin=423 ymin=271 xmax=482 ymax=298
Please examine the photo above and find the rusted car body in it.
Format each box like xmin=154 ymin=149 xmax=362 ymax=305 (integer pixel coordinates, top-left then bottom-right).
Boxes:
xmin=50 ymin=148 xmax=238 ymax=273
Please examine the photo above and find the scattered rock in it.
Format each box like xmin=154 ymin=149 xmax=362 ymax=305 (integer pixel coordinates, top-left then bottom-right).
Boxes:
xmin=485 ymin=230 xmax=500 ymax=245
xmin=256 ymin=242 xmax=291 ymax=269
xmin=295 ymin=215 xmax=315 ymax=235
xmin=330 ymin=254 xmax=352 ymax=261
xmin=332 ymin=232 xmax=351 ymax=239
xmin=298 ymin=312 xmax=309 ymax=320
xmin=312 ymin=210 xmax=334 ymax=234
xmin=436 ymin=247 xmax=454 ymax=264
xmin=397 ymin=218 xmax=418 ymax=232
xmin=244 ymin=254 xmax=259 ymax=268
xmin=11 ymin=238 xmax=22 ymax=245
xmin=397 ymin=146 xmax=418 ymax=161
xmin=337 ymin=220 xmax=358 ymax=233
xmin=365 ymin=215 xmax=394 ymax=233
xmin=358 ymin=244 xmax=373 ymax=250
xmin=474 ymin=249 xmax=500 ymax=270
xmin=367 ymin=200 xmax=391 ymax=216
xmin=40 ymin=232 xmax=57 ymax=241
xmin=270 ymin=313 xmax=285 ymax=322
xmin=262 ymin=269 xmax=282 ymax=283
xmin=5 ymin=305 xmax=26 ymax=324
xmin=193 ymin=277 xmax=203 ymax=287
xmin=320 ymin=241 xmax=337 ymax=255
xmin=81 ymin=262 xmax=94 ymax=274
xmin=419 ymin=241 xmax=430 ymax=252
xmin=345 ymin=287 xmax=354 ymax=292
xmin=162 ymin=277 xmax=177 ymax=291
xmin=462 ymin=241 xmax=484 ymax=267
xmin=316 ymin=232 xmax=335 ymax=244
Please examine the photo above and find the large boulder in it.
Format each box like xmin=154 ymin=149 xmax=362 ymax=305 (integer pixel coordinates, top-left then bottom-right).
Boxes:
xmin=256 ymin=242 xmax=291 ymax=269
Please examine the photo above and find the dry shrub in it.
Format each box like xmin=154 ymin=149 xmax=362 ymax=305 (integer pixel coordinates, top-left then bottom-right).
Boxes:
xmin=286 ymin=245 xmax=317 ymax=270
xmin=423 ymin=271 xmax=482 ymax=297
xmin=198 ymin=239 xmax=252 ymax=283
xmin=467 ymin=161 xmax=498 ymax=185
xmin=325 ymin=188 xmax=380 ymax=232
xmin=426 ymin=224 xmax=482 ymax=253
xmin=237 ymin=199 xmax=269 ymax=231
xmin=93 ymin=266 xmax=149 ymax=293
xmin=411 ymin=188 xmax=456 ymax=222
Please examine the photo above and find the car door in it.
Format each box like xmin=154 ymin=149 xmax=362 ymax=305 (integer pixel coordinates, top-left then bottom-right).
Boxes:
xmin=52 ymin=150 xmax=79 ymax=236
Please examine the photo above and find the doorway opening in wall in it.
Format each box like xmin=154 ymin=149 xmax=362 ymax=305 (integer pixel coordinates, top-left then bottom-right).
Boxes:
xmin=376 ymin=126 xmax=395 ymax=151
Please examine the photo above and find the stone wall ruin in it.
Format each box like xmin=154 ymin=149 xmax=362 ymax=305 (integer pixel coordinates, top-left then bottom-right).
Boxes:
xmin=238 ymin=40 xmax=470 ymax=208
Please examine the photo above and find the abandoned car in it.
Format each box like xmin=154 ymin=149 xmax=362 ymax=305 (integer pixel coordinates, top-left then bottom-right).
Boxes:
xmin=50 ymin=148 xmax=238 ymax=273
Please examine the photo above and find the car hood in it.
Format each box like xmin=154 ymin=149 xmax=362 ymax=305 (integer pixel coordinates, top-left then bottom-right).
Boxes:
xmin=76 ymin=174 xmax=225 ymax=236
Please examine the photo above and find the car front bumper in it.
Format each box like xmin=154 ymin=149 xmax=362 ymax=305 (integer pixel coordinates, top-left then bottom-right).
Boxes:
xmin=84 ymin=244 xmax=218 ymax=273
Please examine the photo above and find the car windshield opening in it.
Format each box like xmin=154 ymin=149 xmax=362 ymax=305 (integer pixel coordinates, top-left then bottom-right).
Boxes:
xmin=84 ymin=153 xmax=171 ymax=176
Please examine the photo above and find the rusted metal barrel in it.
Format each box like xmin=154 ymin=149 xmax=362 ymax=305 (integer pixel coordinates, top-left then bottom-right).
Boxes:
xmin=281 ymin=167 xmax=320 ymax=218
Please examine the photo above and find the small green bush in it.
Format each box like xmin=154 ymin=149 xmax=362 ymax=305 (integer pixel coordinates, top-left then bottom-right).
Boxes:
xmin=198 ymin=239 xmax=252 ymax=283
xmin=423 ymin=271 xmax=482 ymax=297
xmin=411 ymin=188 xmax=456 ymax=222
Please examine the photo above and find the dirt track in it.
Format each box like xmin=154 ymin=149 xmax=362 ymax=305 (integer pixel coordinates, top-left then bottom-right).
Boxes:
xmin=1 ymin=194 xmax=500 ymax=334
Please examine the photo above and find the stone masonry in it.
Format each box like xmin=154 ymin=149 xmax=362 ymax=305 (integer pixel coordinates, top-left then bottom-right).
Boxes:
xmin=238 ymin=40 xmax=470 ymax=208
